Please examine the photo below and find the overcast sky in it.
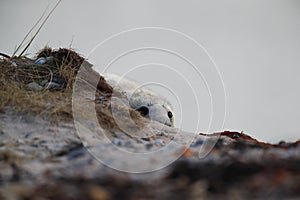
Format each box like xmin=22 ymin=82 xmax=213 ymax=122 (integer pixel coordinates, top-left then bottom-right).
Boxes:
xmin=1 ymin=0 xmax=300 ymax=143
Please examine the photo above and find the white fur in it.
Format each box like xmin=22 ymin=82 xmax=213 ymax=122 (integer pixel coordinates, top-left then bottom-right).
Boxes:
xmin=103 ymin=73 xmax=174 ymax=127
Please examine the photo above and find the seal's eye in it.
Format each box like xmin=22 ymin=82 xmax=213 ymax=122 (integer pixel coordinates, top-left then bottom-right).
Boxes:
xmin=136 ymin=106 xmax=149 ymax=116
xmin=167 ymin=111 xmax=173 ymax=119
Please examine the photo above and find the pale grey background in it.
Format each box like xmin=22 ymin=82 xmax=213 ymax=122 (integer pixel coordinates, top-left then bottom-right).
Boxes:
xmin=1 ymin=0 xmax=299 ymax=143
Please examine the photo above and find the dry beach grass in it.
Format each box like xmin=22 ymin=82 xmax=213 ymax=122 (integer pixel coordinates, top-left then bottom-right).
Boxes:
xmin=0 ymin=48 xmax=80 ymax=120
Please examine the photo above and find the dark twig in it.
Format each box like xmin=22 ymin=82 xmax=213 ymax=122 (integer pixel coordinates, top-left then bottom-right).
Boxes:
xmin=12 ymin=3 xmax=51 ymax=57
xmin=18 ymin=0 xmax=62 ymax=57
xmin=0 ymin=52 xmax=11 ymax=59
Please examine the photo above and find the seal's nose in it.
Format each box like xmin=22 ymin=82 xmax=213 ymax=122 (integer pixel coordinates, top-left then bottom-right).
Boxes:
xmin=164 ymin=121 xmax=173 ymax=127
xmin=147 ymin=104 xmax=173 ymax=127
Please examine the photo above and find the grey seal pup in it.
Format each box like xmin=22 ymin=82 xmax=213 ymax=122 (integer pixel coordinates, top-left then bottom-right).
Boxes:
xmin=103 ymin=73 xmax=174 ymax=127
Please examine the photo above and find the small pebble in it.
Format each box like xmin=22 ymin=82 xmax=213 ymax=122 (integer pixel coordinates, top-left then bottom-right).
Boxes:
xmin=155 ymin=139 xmax=165 ymax=146
xmin=35 ymin=57 xmax=47 ymax=65
xmin=145 ymin=143 xmax=153 ymax=150
xmin=113 ymin=131 xmax=127 ymax=139
xmin=34 ymin=56 xmax=52 ymax=65
xmin=190 ymin=139 xmax=204 ymax=147
xmin=138 ymin=139 xmax=152 ymax=149
xmin=87 ymin=121 xmax=97 ymax=128
xmin=124 ymin=139 xmax=135 ymax=148
xmin=11 ymin=62 xmax=17 ymax=67
xmin=45 ymin=56 xmax=53 ymax=62
xmin=27 ymin=82 xmax=43 ymax=91
xmin=40 ymin=79 xmax=48 ymax=86
xmin=52 ymin=77 xmax=65 ymax=84
xmin=46 ymin=82 xmax=62 ymax=89
xmin=38 ymin=140 xmax=47 ymax=144
xmin=67 ymin=149 xmax=85 ymax=160
xmin=112 ymin=139 xmax=123 ymax=146
xmin=41 ymin=80 xmax=63 ymax=89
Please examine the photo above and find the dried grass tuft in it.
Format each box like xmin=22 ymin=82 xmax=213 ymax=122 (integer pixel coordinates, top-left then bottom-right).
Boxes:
xmin=0 ymin=47 xmax=85 ymax=121
xmin=0 ymin=47 xmax=145 ymax=130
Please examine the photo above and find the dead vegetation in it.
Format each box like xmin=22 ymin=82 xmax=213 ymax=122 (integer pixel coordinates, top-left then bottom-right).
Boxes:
xmin=0 ymin=47 xmax=146 ymax=130
xmin=0 ymin=48 xmax=91 ymax=121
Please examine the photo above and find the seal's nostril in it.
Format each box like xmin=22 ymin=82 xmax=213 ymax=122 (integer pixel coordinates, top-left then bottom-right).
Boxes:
xmin=136 ymin=106 xmax=149 ymax=116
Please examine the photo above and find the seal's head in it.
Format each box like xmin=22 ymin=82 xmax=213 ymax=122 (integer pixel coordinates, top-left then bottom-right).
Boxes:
xmin=136 ymin=103 xmax=174 ymax=127
xmin=102 ymin=73 xmax=175 ymax=127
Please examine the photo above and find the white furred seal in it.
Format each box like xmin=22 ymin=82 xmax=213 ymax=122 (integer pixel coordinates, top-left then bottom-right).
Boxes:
xmin=103 ymin=73 xmax=174 ymax=127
